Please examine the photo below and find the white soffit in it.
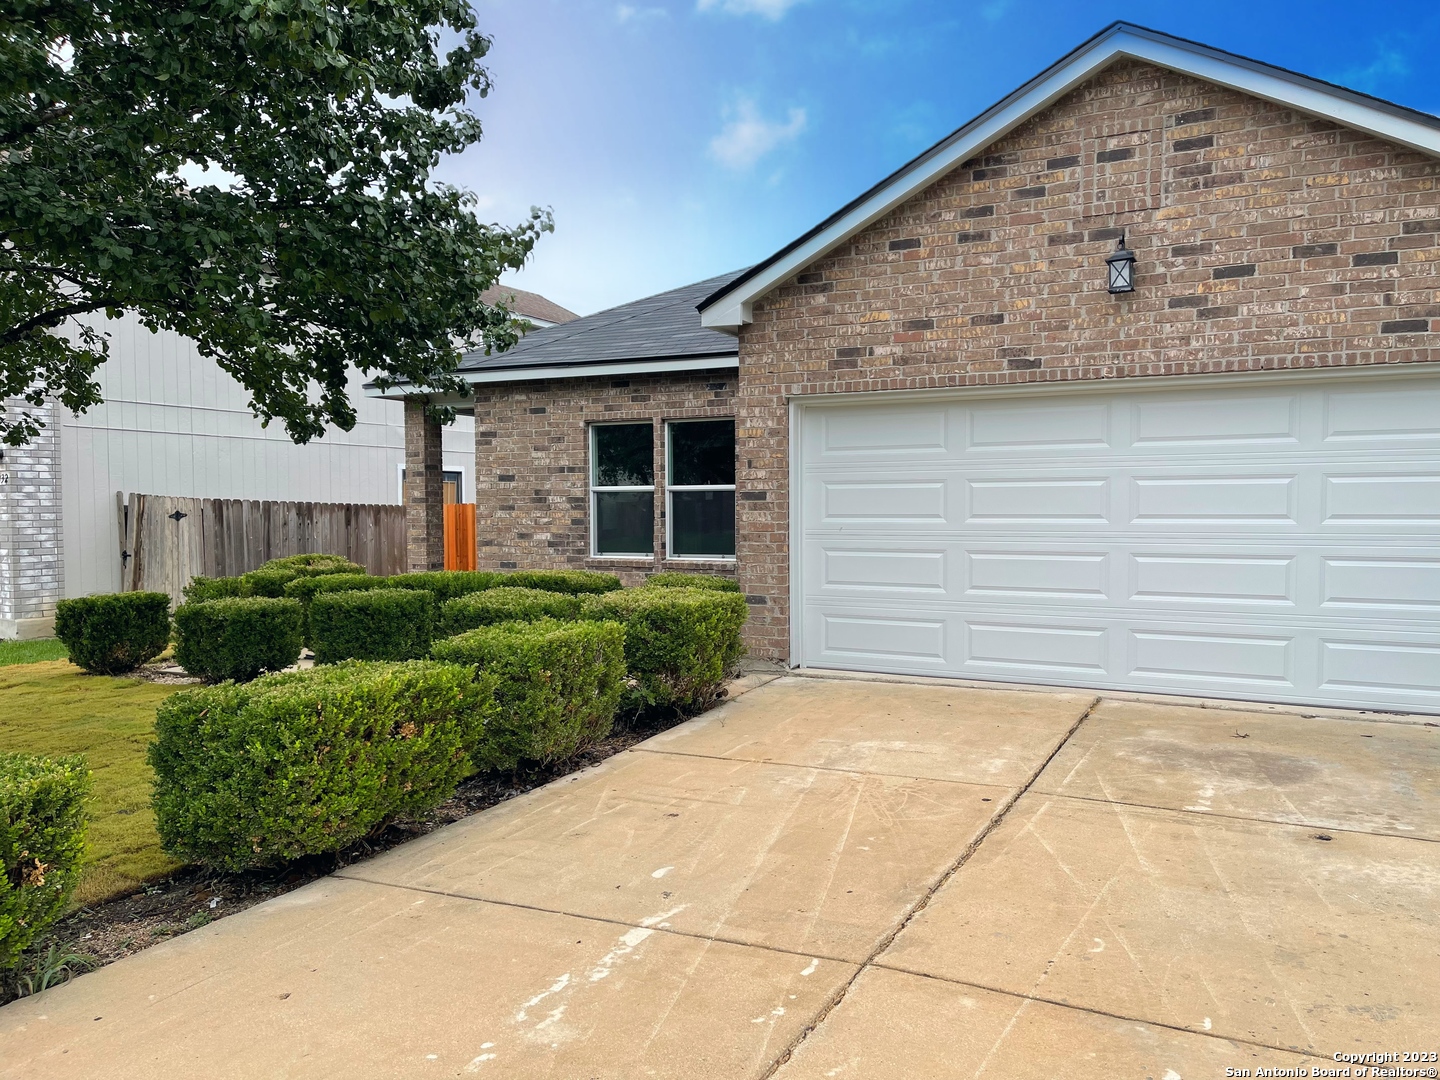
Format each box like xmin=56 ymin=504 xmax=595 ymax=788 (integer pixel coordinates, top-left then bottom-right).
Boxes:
xmin=699 ymin=23 xmax=1440 ymax=332
xmin=365 ymin=354 xmax=739 ymax=399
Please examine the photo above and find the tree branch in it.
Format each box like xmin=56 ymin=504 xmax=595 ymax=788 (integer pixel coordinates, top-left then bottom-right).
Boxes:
xmin=1 ymin=298 xmax=117 ymax=347
xmin=0 ymin=103 xmax=73 ymax=147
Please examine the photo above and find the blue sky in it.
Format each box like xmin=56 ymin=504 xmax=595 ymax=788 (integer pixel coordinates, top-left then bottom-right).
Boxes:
xmin=452 ymin=0 xmax=1440 ymax=316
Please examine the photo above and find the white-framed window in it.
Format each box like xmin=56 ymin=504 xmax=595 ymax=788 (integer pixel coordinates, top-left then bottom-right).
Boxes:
xmin=666 ymin=418 xmax=735 ymax=560
xmin=590 ymin=422 xmax=655 ymax=556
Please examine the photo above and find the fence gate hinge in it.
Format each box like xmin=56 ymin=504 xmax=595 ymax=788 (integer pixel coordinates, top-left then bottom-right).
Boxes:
xmin=168 ymin=510 xmax=188 ymax=522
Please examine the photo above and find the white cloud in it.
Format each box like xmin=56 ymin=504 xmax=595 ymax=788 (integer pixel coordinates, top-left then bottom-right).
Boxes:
xmin=707 ymin=98 xmax=807 ymax=170
xmin=176 ymin=160 xmax=241 ymax=192
xmin=696 ymin=0 xmax=807 ymax=20
xmin=616 ymin=3 xmax=668 ymax=22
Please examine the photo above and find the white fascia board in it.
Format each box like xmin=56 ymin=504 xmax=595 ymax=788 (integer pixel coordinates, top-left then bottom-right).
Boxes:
xmin=701 ymin=27 xmax=1440 ymax=332
xmin=365 ymin=354 xmax=738 ymax=399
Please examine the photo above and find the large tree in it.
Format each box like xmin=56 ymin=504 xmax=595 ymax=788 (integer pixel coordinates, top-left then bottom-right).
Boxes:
xmin=0 ymin=0 xmax=548 ymax=445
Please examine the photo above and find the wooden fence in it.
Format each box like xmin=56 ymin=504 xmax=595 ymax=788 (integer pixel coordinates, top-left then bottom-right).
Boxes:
xmin=118 ymin=493 xmax=406 ymax=606
xmin=444 ymin=503 xmax=477 ymax=571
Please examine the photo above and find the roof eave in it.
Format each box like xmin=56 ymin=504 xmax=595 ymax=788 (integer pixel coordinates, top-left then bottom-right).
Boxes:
xmin=365 ymin=353 xmax=739 ymax=398
xmin=698 ymin=22 xmax=1440 ymax=332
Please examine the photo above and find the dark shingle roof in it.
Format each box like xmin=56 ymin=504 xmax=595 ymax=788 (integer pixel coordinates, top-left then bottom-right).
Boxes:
xmin=458 ymin=269 xmax=745 ymax=375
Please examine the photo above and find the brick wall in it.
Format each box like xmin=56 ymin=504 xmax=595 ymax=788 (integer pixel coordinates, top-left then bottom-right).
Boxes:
xmin=473 ymin=369 xmax=739 ymax=586
xmin=0 ymin=398 xmax=64 ymax=638
xmin=735 ymin=60 xmax=1440 ymax=659
xmin=404 ymin=400 xmax=445 ymax=572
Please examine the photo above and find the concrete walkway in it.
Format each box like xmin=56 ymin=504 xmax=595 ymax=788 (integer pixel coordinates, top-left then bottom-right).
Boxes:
xmin=2 ymin=675 xmax=1437 ymax=1078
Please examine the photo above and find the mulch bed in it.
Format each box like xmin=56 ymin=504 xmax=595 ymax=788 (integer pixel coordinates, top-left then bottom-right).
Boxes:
xmin=3 ymin=705 xmax=713 ymax=1005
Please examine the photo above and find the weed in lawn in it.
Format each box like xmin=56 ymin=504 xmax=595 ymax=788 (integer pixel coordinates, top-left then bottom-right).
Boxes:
xmin=0 ymin=638 xmax=68 ymax=667
xmin=4 ymin=943 xmax=97 ymax=999
xmin=0 ymin=660 xmax=182 ymax=905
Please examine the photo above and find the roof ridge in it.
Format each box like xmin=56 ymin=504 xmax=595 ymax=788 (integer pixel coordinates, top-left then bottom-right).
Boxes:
xmin=699 ymin=22 xmax=1440 ymax=324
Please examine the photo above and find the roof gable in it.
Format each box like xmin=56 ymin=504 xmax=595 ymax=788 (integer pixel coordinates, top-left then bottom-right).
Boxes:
xmin=698 ymin=22 xmax=1440 ymax=332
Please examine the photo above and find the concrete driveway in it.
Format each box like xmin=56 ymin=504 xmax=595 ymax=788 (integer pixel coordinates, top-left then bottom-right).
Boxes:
xmin=2 ymin=675 xmax=1437 ymax=1078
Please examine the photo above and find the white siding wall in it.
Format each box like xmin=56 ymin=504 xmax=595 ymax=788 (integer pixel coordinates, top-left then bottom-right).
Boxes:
xmin=60 ymin=314 xmax=473 ymax=597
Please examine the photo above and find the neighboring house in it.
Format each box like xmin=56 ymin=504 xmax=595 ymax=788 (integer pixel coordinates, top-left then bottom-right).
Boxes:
xmin=382 ymin=23 xmax=1440 ymax=714
xmin=0 ymin=288 xmax=575 ymax=638
xmin=479 ymin=285 xmax=580 ymax=329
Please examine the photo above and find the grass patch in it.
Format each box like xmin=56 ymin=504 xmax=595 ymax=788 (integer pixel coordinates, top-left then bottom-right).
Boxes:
xmin=0 ymin=639 xmax=68 ymax=667
xmin=0 ymin=661 xmax=180 ymax=906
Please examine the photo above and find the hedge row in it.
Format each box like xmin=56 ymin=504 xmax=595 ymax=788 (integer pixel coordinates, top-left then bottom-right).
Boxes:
xmin=432 ymin=619 xmax=626 ymax=771
xmin=439 ymin=587 xmax=581 ymax=636
xmin=582 ymin=586 xmax=748 ymax=713
xmin=54 ymin=592 xmax=171 ymax=675
xmin=149 ymin=661 xmax=492 ymax=871
xmin=173 ymin=598 xmax=304 ymax=683
xmin=1 ymin=753 xmax=91 ymax=968
xmin=145 ymin=574 xmax=747 ymax=875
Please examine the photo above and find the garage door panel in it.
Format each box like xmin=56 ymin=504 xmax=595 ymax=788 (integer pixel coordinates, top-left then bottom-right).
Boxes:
xmin=798 ymin=375 xmax=1440 ymax=712
xmin=966 ymin=621 xmax=1110 ymax=675
xmin=819 ymin=481 xmax=948 ymax=523
xmin=1320 ymin=640 xmax=1440 ymax=696
xmin=1130 ymin=475 xmax=1297 ymax=523
xmin=967 ymin=401 xmax=1112 ymax=450
xmin=966 ymin=478 xmax=1110 ymax=522
xmin=1129 ymin=554 xmax=1296 ymax=606
xmin=822 ymin=549 xmax=948 ymax=592
xmin=1321 ymin=557 xmax=1440 ymax=611
xmin=1127 ymin=629 xmax=1294 ymax=687
xmin=819 ymin=613 xmax=949 ymax=665
xmin=1322 ymin=383 xmax=1440 ymax=442
xmin=1322 ymin=473 xmax=1440 ymax=524
xmin=1131 ymin=393 xmax=1301 ymax=447
xmin=966 ymin=551 xmax=1109 ymax=599
xmin=817 ymin=406 xmax=950 ymax=456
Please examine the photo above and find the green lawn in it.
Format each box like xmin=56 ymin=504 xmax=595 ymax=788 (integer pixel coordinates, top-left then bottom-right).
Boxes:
xmin=0 ymin=660 xmax=181 ymax=906
xmin=0 ymin=638 xmax=69 ymax=667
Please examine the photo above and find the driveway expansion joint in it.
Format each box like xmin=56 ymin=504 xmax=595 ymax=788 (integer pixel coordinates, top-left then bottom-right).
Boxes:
xmin=756 ymin=695 xmax=1104 ymax=1080
xmin=864 ymin=963 xmax=1330 ymax=1062
xmin=629 ymin=745 xmax=1015 ymax=791
xmin=1026 ymin=788 xmax=1440 ymax=844
xmin=328 ymin=871 xmax=861 ymax=967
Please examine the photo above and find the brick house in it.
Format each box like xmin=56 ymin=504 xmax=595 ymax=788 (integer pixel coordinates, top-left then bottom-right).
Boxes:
xmin=382 ymin=24 xmax=1440 ymax=713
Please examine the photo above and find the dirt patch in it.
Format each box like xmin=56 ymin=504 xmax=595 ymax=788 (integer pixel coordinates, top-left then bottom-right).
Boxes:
xmin=2 ymin=706 xmax=712 ymax=1005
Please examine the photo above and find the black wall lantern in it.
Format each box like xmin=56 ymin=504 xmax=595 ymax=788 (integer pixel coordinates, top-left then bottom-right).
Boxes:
xmin=1106 ymin=232 xmax=1136 ymax=294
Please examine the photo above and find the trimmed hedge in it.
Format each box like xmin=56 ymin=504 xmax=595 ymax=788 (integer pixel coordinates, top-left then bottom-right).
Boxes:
xmin=310 ymin=588 xmax=434 ymax=664
xmin=182 ymin=575 xmax=249 ymax=603
xmin=148 ymin=661 xmax=492 ymax=870
xmin=431 ymin=618 xmax=626 ymax=771
xmin=580 ymin=587 xmax=747 ymax=713
xmin=643 ymin=572 xmax=742 ymax=593
xmin=282 ymin=573 xmax=387 ymax=646
xmin=54 ymin=592 xmax=171 ymax=675
xmin=503 ymin=569 xmax=622 ymax=595
xmin=379 ymin=571 xmax=502 ymax=605
xmin=240 ymin=554 xmax=365 ymax=598
xmin=173 ymin=598 xmax=304 ymax=682
xmin=439 ymin=587 xmax=581 ymax=636
xmin=282 ymin=573 xmax=387 ymax=604
xmin=1 ymin=753 xmax=91 ymax=969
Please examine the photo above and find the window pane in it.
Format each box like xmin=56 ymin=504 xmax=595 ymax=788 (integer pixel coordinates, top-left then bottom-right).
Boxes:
xmin=594 ymin=423 xmax=653 ymax=487
xmin=596 ymin=491 xmax=654 ymax=554
xmin=670 ymin=489 xmax=735 ymax=557
xmin=670 ymin=420 xmax=735 ymax=487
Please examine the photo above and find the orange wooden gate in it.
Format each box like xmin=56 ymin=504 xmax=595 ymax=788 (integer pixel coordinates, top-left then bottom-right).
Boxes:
xmin=443 ymin=503 xmax=477 ymax=571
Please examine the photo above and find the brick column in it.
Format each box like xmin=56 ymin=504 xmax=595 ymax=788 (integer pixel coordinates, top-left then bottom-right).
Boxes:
xmin=403 ymin=399 xmax=444 ymax=572
xmin=0 ymin=397 xmax=64 ymax=639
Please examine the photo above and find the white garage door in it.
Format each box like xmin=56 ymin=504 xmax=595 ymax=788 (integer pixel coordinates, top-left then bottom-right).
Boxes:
xmin=795 ymin=372 xmax=1440 ymax=713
